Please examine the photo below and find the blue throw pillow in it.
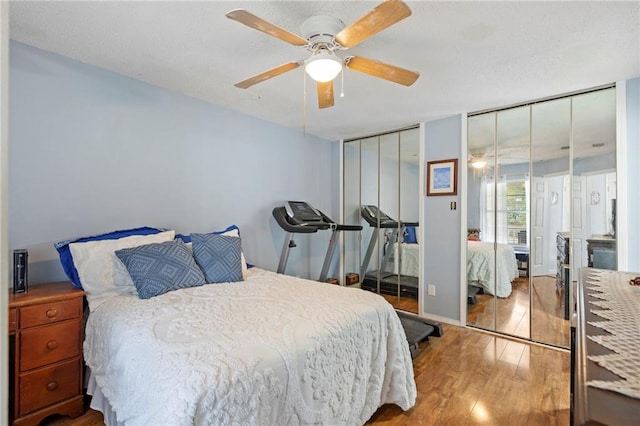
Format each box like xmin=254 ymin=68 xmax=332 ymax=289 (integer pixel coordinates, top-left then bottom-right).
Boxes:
xmin=115 ymin=239 xmax=206 ymax=299
xmin=404 ymin=226 xmax=417 ymax=244
xmin=175 ymin=224 xmax=241 ymax=244
xmin=175 ymin=224 xmax=254 ymax=270
xmin=192 ymin=233 xmax=243 ymax=283
xmin=54 ymin=226 xmax=166 ymax=288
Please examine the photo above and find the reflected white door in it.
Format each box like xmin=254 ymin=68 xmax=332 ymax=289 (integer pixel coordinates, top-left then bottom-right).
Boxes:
xmin=572 ymin=175 xmax=587 ymax=276
xmin=531 ymin=177 xmax=546 ymax=276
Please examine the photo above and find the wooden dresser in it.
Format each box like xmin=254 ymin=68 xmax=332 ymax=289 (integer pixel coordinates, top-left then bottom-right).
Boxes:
xmin=8 ymin=282 xmax=85 ymax=426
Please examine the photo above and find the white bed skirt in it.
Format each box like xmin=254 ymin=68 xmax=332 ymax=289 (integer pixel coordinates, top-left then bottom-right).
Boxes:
xmin=87 ymin=369 xmax=121 ymax=426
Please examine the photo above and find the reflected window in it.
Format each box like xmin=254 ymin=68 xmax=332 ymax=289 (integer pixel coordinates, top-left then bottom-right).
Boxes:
xmin=480 ymin=175 xmax=530 ymax=245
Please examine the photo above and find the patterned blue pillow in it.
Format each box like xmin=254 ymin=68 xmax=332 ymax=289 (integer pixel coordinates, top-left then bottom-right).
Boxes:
xmin=115 ymin=240 xmax=206 ymax=299
xmin=192 ymin=234 xmax=243 ymax=283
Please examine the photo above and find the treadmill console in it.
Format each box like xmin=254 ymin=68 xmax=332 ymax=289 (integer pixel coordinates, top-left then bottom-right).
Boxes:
xmin=362 ymin=205 xmax=395 ymax=225
xmin=284 ymin=201 xmax=324 ymax=225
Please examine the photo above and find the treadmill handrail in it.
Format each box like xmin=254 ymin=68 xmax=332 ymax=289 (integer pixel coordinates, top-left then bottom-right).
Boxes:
xmin=400 ymin=221 xmax=419 ymax=228
xmin=336 ymin=224 xmax=363 ymax=231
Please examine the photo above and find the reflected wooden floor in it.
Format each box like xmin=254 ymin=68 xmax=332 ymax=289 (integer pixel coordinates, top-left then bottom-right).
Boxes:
xmin=44 ymin=325 xmax=569 ymax=426
xmin=352 ymin=283 xmax=419 ymax=314
xmin=382 ymin=293 xmax=419 ymax=313
xmin=467 ymin=276 xmax=571 ymax=347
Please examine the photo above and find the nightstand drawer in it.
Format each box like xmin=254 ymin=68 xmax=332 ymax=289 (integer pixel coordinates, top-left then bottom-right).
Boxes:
xmin=20 ymin=320 xmax=81 ymax=371
xmin=20 ymin=298 xmax=81 ymax=329
xmin=19 ymin=359 xmax=81 ymax=415
xmin=9 ymin=307 xmax=17 ymax=333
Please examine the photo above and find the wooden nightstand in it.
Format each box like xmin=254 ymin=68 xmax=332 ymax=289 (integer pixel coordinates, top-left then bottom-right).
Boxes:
xmin=8 ymin=282 xmax=85 ymax=426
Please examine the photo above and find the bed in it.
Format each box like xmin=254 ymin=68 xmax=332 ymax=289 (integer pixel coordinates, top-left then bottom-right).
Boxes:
xmin=56 ymin=226 xmax=416 ymax=425
xmin=466 ymin=241 xmax=519 ymax=298
xmin=394 ymin=241 xmax=518 ymax=298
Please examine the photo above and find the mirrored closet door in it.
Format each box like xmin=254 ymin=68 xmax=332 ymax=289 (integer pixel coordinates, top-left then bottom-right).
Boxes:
xmin=466 ymin=86 xmax=617 ymax=348
xmin=342 ymin=127 xmax=420 ymax=314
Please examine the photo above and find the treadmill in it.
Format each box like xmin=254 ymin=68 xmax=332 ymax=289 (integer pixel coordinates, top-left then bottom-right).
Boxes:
xmin=272 ymin=201 xmax=362 ymax=283
xmin=360 ymin=205 xmax=419 ymax=299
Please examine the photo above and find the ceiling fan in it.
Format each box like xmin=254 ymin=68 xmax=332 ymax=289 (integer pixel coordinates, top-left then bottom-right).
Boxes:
xmin=226 ymin=0 xmax=419 ymax=109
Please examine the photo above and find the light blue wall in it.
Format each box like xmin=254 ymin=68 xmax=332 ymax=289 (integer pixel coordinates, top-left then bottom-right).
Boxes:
xmin=626 ymin=77 xmax=640 ymax=271
xmin=423 ymin=115 xmax=462 ymax=321
xmin=9 ymin=42 xmax=338 ymax=284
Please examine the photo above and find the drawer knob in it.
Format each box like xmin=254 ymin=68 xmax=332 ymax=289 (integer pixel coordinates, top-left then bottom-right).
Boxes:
xmin=46 ymin=340 xmax=58 ymax=350
xmin=46 ymin=308 xmax=58 ymax=318
xmin=46 ymin=381 xmax=58 ymax=391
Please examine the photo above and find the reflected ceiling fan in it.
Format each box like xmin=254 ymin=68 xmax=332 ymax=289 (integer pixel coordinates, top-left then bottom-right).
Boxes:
xmin=469 ymin=144 xmax=532 ymax=168
xmin=226 ymin=0 xmax=419 ymax=109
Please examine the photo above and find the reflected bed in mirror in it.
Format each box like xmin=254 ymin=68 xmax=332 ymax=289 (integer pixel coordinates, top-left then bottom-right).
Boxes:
xmin=467 ymin=241 xmax=519 ymax=298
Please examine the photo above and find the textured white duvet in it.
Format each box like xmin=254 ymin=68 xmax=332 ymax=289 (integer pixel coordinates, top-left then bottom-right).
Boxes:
xmin=466 ymin=241 xmax=519 ymax=298
xmin=84 ymin=268 xmax=416 ymax=425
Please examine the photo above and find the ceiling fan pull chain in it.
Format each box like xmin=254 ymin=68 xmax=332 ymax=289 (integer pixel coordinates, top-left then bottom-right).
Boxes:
xmin=340 ymin=68 xmax=345 ymax=98
xmin=302 ymin=71 xmax=307 ymax=135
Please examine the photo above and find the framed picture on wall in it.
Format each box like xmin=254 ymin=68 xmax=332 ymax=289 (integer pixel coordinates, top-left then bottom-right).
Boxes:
xmin=426 ymin=158 xmax=458 ymax=196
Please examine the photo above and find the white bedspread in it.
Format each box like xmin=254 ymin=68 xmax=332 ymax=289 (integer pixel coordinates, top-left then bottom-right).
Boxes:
xmin=466 ymin=241 xmax=519 ymax=298
xmin=84 ymin=268 xmax=416 ymax=425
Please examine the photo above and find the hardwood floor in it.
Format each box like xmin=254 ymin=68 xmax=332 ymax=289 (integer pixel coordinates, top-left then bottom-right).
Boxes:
xmin=368 ymin=324 xmax=570 ymax=425
xmin=42 ymin=324 xmax=569 ymax=426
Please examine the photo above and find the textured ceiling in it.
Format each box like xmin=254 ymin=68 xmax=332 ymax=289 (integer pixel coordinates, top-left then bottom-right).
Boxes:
xmin=9 ymin=1 xmax=640 ymax=141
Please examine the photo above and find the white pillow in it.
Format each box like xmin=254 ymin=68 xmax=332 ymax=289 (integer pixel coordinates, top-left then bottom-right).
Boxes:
xmin=184 ymin=227 xmax=248 ymax=279
xmin=69 ymin=230 xmax=175 ymax=311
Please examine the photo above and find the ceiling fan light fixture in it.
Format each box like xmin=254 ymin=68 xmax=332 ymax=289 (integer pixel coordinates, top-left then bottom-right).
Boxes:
xmin=305 ymin=51 xmax=343 ymax=83
xmin=471 ymin=159 xmax=487 ymax=169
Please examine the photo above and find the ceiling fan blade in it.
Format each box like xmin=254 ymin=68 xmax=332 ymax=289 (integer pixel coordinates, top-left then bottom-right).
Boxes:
xmin=335 ymin=0 xmax=411 ymax=49
xmin=346 ymin=56 xmax=419 ymax=86
xmin=317 ymin=81 xmax=335 ymax=109
xmin=234 ymin=62 xmax=300 ymax=89
xmin=226 ymin=9 xmax=308 ymax=46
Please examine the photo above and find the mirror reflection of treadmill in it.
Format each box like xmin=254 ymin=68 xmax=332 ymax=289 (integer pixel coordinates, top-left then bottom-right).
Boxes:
xmin=360 ymin=205 xmax=419 ymax=299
